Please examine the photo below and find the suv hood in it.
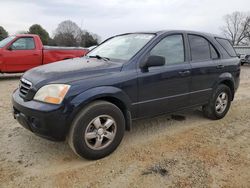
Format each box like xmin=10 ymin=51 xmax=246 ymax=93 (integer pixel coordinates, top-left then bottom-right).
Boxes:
xmin=23 ymin=57 xmax=123 ymax=87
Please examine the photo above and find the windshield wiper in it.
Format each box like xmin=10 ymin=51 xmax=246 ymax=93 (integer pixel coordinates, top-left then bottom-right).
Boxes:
xmin=88 ymin=55 xmax=110 ymax=61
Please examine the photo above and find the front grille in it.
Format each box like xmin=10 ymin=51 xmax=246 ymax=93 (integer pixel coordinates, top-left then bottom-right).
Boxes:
xmin=19 ymin=78 xmax=32 ymax=97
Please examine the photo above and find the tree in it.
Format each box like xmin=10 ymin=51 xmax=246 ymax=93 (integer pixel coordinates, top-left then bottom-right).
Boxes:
xmin=29 ymin=24 xmax=50 ymax=45
xmin=47 ymin=38 xmax=57 ymax=46
xmin=53 ymin=20 xmax=100 ymax=47
xmin=221 ymin=11 xmax=250 ymax=45
xmin=53 ymin=20 xmax=82 ymax=46
xmin=0 ymin=26 xmax=8 ymax=40
xmin=54 ymin=33 xmax=78 ymax=47
xmin=80 ymin=31 xmax=99 ymax=47
xmin=247 ymin=24 xmax=250 ymax=44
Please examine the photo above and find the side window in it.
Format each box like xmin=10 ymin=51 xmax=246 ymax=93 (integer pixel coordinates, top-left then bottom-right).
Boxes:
xmin=188 ymin=35 xmax=210 ymax=61
xmin=150 ymin=34 xmax=185 ymax=65
xmin=11 ymin=37 xmax=35 ymax=50
xmin=210 ymin=44 xmax=219 ymax=59
xmin=215 ymin=38 xmax=236 ymax=57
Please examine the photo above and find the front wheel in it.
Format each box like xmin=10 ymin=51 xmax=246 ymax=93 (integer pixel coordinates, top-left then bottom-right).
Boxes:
xmin=202 ymin=84 xmax=232 ymax=120
xmin=68 ymin=101 xmax=125 ymax=160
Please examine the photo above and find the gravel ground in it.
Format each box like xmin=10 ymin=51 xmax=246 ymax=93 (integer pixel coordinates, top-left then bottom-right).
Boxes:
xmin=0 ymin=66 xmax=250 ymax=188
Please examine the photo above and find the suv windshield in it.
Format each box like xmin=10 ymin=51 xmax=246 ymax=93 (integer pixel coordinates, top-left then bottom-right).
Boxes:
xmin=87 ymin=34 xmax=155 ymax=61
xmin=0 ymin=36 xmax=15 ymax=48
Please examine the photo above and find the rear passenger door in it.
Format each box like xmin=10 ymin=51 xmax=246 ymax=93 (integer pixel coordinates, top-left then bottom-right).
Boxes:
xmin=187 ymin=34 xmax=220 ymax=106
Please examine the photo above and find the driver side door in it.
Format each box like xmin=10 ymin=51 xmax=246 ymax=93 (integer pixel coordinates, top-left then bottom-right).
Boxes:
xmin=3 ymin=37 xmax=42 ymax=72
xmin=136 ymin=34 xmax=192 ymax=118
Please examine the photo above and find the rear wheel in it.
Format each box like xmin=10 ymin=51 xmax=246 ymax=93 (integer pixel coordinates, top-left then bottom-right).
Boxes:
xmin=202 ymin=84 xmax=232 ymax=120
xmin=68 ymin=101 xmax=125 ymax=160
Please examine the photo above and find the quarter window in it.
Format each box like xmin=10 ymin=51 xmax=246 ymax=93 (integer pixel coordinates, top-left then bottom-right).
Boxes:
xmin=11 ymin=37 xmax=35 ymax=50
xmin=215 ymin=38 xmax=236 ymax=57
xmin=149 ymin=34 xmax=185 ymax=65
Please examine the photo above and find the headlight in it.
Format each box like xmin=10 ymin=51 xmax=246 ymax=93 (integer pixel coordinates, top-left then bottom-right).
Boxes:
xmin=34 ymin=84 xmax=70 ymax=104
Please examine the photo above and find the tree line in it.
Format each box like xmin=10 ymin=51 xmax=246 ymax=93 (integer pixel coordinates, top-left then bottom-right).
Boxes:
xmin=221 ymin=11 xmax=250 ymax=46
xmin=0 ymin=20 xmax=99 ymax=47
xmin=1 ymin=12 xmax=250 ymax=47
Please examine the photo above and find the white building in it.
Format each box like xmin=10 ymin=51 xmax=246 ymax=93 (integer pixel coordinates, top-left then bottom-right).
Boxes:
xmin=234 ymin=46 xmax=250 ymax=55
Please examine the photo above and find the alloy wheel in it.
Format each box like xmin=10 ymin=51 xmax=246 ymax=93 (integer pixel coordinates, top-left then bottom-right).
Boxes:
xmin=84 ymin=115 xmax=117 ymax=150
xmin=215 ymin=92 xmax=228 ymax=114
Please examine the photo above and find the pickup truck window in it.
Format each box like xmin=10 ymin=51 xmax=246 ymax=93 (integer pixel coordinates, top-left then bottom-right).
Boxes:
xmin=87 ymin=34 xmax=154 ymax=61
xmin=149 ymin=34 xmax=185 ymax=65
xmin=11 ymin=37 xmax=35 ymax=50
xmin=0 ymin=36 xmax=15 ymax=48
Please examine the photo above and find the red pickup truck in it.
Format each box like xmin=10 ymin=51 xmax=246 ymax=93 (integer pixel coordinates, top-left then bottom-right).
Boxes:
xmin=0 ymin=34 xmax=88 ymax=73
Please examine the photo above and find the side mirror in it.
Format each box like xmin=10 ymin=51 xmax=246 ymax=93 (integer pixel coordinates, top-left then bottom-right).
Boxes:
xmin=237 ymin=53 xmax=241 ymax=58
xmin=140 ymin=55 xmax=165 ymax=72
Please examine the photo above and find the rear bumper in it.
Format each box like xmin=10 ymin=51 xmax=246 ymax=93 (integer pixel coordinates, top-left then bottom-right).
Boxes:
xmin=12 ymin=90 xmax=69 ymax=141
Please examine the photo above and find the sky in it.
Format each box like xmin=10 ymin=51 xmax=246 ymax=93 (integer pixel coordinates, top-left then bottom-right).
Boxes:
xmin=1 ymin=0 xmax=250 ymax=41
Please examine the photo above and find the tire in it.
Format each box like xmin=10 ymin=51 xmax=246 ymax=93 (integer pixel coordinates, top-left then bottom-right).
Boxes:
xmin=241 ymin=62 xmax=245 ymax=66
xmin=68 ymin=100 xmax=125 ymax=160
xmin=202 ymin=84 xmax=232 ymax=120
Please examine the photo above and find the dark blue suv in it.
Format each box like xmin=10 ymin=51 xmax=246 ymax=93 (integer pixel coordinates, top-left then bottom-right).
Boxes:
xmin=12 ymin=30 xmax=240 ymax=159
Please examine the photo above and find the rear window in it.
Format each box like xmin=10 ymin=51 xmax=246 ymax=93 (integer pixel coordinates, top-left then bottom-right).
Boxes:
xmin=188 ymin=34 xmax=210 ymax=61
xmin=215 ymin=38 xmax=236 ymax=57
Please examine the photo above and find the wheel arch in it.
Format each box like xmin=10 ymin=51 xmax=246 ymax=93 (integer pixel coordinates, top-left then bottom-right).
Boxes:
xmin=95 ymin=96 xmax=132 ymax=131
xmin=69 ymin=86 xmax=132 ymax=131
xmin=215 ymin=73 xmax=235 ymax=100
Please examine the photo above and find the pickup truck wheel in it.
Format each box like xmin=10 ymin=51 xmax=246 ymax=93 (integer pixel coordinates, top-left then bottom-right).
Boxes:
xmin=202 ymin=84 xmax=232 ymax=120
xmin=68 ymin=101 xmax=125 ymax=160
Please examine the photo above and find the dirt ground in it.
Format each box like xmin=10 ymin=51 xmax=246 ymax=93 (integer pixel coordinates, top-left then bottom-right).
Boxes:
xmin=0 ymin=66 xmax=250 ymax=188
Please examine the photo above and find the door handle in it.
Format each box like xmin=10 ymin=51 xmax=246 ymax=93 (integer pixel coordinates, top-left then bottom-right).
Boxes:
xmin=178 ymin=70 xmax=190 ymax=76
xmin=216 ymin=64 xmax=224 ymax=69
xmin=33 ymin=53 xmax=39 ymax=56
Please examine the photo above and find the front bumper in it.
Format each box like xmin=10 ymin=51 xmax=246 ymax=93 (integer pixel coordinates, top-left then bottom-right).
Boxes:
xmin=12 ymin=90 xmax=70 ymax=141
